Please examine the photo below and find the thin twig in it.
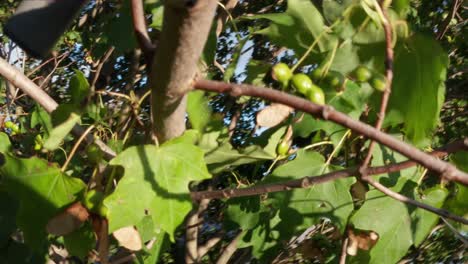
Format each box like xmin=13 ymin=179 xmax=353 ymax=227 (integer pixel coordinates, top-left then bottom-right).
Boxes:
xmin=339 ymin=237 xmax=349 ymax=264
xmin=198 ymin=235 xmax=223 ymax=258
xmin=365 ymin=177 xmax=468 ymax=224
xmin=61 ymin=125 xmax=95 ymax=172
xmin=360 ymin=1 xmax=394 ymax=174
xmin=436 ymin=0 xmax=462 ymax=40
xmin=190 ymin=139 xmax=468 ymax=201
xmin=193 ymin=79 xmax=468 ymax=185
xmin=185 ymin=210 xmax=199 ymax=263
xmin=0 ymin=57 xmax=116 ymax=159
xmin=90 ymin=47 xmax=115 ymax=93
xmin=441 ymin=217 xmax=468 ymax=245
xmin=130 ymin=0 xmax=156 ymax=64
xmin=216 ymin=232 xmax=243 ymax=264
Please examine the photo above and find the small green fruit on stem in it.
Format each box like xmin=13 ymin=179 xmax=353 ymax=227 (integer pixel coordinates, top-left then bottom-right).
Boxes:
xmin=353 ymin=65 xmax=372 ymax=82
xmin=370 ymin=74 xmax=387 ymax=92
xmin=291 ymin=73 xmax=314 ymax=95
xmin=307 ymin=85 xmax=325 ymax=105
xmin=276 ymin=140 xmax=290 ymax=156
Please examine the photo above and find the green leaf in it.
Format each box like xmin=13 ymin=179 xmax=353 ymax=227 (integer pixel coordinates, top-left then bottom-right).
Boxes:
xmin=201 ymin=125 xmax=285 ymax=173
xmin=350 ymin=189 xmax=413 ymax=264
xmin=0 ymin=154 xmax=85 ymax=248
xmin=0 ymin=132 xmax=11 ymax=153
xmin=350 ymin=143 xmax=447 ymax=264
xmin=30 ymin=106 xmax=52 ymax=137
xmin=450 ymin=151 xmax=468 ymax=172
xmin=412 ymin=187 xmax=448 ymax=246
xmin=383 ymin=34 xmax=448 ymax=146
xmin=237 ymin=210 xmax=282 ymax=260
xmin=135 ymin=215 xmax=158 ymax=243
xmin=322 ymin=0 xmax=355 ymax=22
xmin=63 ymin=222 xmax=96 ymax=259
xmin=224 ymin=196 xmax=261 ymax=230
xmin=444 ymin=184 xmax=468 ymax=232
xmin=267 ymin=150 xmax=355 ymax=233
xmin=44 ymin=113 xmax=80 ymax=151
xmin=187 ymin=91 xmax=212 ymax=132
xmin=105 ymin=135 xmax=211 ymax=240
xmin=204 ymin=142 xmax=275 ymax=173
xmin=133 ymin=231 xmax=169 ymax=264
xmin=68 ymin=70 xmax=90 ymax=105
xmin=247 ymin=0 xmax=336 ymax=55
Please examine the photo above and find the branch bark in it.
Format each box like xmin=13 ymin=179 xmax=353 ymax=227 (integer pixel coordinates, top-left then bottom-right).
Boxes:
xmin=0 ymin=57 xmax=116 ymax=159
xmin=360 ymin=2 xmax=394 ymax=172
xmin=366 ymin=177 xmax=468 ymax=224
xmin=193 ymin=80 xmax=468 ymax=185
xmin=149 ymin=0 xmax=218 ymax=142
xmin=130 ymin=0 xmax=155 ymax=64
xmin=191 ymin=139 xmax=467 ymax=201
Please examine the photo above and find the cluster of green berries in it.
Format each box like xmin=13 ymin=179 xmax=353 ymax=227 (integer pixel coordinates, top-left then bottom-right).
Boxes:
xmin=34 ymin=134 xmax=43 ymax=151
xmin=352 ymin=65 xmax=386 ymax=91
xmin=4 ymin=121 xmax=20 ymax=135
xmin=272 ymin=63 xmax=325 ymax=105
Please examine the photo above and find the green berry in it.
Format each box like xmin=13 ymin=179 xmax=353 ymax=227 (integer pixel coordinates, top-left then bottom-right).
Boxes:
xmin=325 ymin=71 xmax=345 ymax=90
xmin=34 ymin=143 xmax=42 ymax=151
xmin=310 ymin=67 xmax=324 ymax=82
xmin=276 ymin=141 xmax=290 ymax=156
xmin=4 ymin=121 xmax=14 ymax=129
xmin=307 ymin=85 xmax=326 ymax=105
xmin=353 ymin=66 xmax=372 ymax=82
xmin=11 ymin=124 xmax=20 ymax=133
xmin=291 ymin=73 xmax=313 ymax=95
xmin=86 ymin=144 xmax=103 ymax=164
xmin=370 ymin=74 xmax=386 ymax=92
xmin=272 ymin=63 xmax=293 ymax=84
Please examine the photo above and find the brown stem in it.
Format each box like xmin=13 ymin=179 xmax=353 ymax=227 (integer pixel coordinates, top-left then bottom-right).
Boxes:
xmin=191 ymin=139 xmax=468 ymax=201
xmin=339 ymin=237 xmax=349 ymax=264
xmin=185 ymin=210 xmax=199 ymax=263
xmin=0 ymin=57 xmax=116 ymax=159
xmin=193 ymin=79 xmax=468 ymax=185
xmin=360 ymin=2 xmax=394 ymax=173
xmin=130 ymin=0 xmax=156 ymax=64
xmin=90 ymin=47 xmax=115 ymax=93
xmin=216 ymin=232 xmax=242 ymax=264
xmin=365 ymin=177 xmax=468 ymax=224
xmin=198 ymin=235 xmax=223 ymax=258
xmin=436 ymin=0 xmax=462 ymax=40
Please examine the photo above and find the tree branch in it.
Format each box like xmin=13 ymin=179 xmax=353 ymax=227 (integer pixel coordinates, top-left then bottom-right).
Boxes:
xmin=193 ymin=79 xmax=468 ymax=185
xmin=130 ymin=0 xmax=155 ymax=64
xmin=0 ymin=57 xmax=116 ymax=159
xmin=149 ymin=0 xmax=218 ymax=143
xmin=365 ymin=177 xmax=468 ymax=224
xmin=436 ymin=0 xmax=462 ymax=40
xmin=216 ymin=232 xmax=242 ymax=264
xmin=191 ymin=139 xmax=468 ymax=201
xmin=360 ymin=1 xmax=394 ymax=172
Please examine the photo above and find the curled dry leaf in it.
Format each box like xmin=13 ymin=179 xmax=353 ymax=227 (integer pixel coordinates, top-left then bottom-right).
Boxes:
xmin=346 ymin=228 xmax=379 ymax=256
xmin=46 ymin=202 xmax=89 ymax=236
xmin=256 ymin=103 xmax=293 ymax=127
xmin=113 ymin=226 xmax=143 ymax=251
